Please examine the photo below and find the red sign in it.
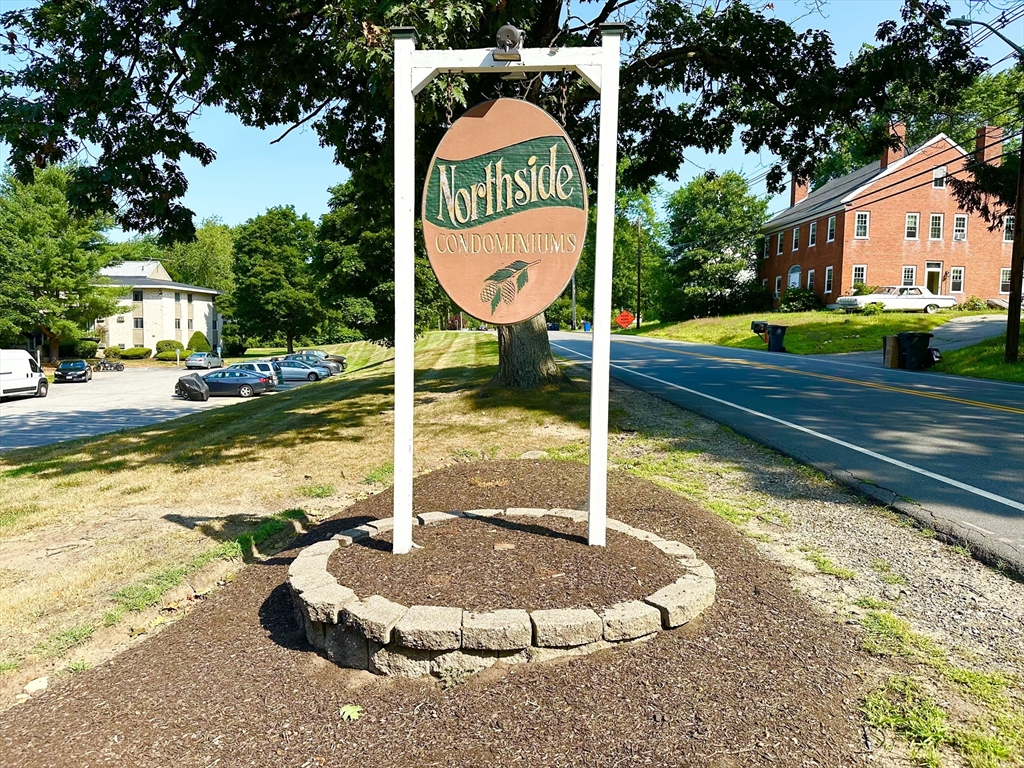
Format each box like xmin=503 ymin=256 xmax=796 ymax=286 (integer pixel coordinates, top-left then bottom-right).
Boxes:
xmin=615 ymin=311 xmax=635 ymax=329
xmin=422 ymin=99 xmax=588 ymax=325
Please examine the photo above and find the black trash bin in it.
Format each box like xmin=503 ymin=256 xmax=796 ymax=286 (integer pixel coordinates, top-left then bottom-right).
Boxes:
xmin=897 ymin=332 xmax=934 ymax=370
xmin=767 ymin=325 xmax=788 ymax=352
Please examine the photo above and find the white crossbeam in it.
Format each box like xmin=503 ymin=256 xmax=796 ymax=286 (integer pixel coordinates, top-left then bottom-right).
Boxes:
xmin=410 ymin=47 xmax=604 ymax=95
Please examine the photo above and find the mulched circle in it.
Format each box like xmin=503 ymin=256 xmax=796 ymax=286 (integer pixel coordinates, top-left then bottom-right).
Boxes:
xmin=330 ymin=515 xmax=682 ymax=611
xmin=0 ymin=460 xmax=872 ymax=767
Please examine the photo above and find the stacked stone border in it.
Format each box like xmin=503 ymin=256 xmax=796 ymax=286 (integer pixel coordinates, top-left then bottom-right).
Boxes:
xmin=287 ymin=508 xmax=716 ymax=679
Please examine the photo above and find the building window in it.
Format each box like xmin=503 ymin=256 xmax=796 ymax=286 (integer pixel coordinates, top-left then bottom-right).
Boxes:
xmin=852 ymin=264 xmax=867 ymax=286
xmin=905 ymin=213 xmax=919 ymax=240
xmin=118 ymin=343 xmax=126 ymax=350
xmin=774 ymin=275 xmax=782 ymax=298
xmin=807 ymin=269 xmax=815 ymax=290
xmin=187 ymin=319 xmax=194 ymax=330
xmin=175 ymin=319 xmax=181 ymax=329
xmin=929 ymin=214 xmax=943 ymax=240
xmin=1006 ymin=215 xmax=1015 ymax=242
xmin=854 ymin=211 xmax=870 ymax=239
xmin=809 ymin=222 xmax=817 ymax=247
xmin=787 ymin=265 xmax=801 ymax=288
xmin=187 ymin=293 xmax=193 ymax=304
xmin=902 ymin=266 xmax=916 ymax=286
xmin=932 ymin=167 xmax=946 ymax=188
xmin=1001 ymin=268 xmax=1013 ymax=294
xmin=175 ymin=292 xmax=181 ymax=302
xmin=792 ymin=227 xmax=800 ymax=251
xmin=777 ymin=233 xmax=783 ymax=255
xmin=824 ymin=266 xmax=834 ymax=294
xmin=953 ymin=214 xmax=967 ymax=241
xmin=763 ymin=238 xmax=770 ymax=258
xmin=827 ymin=216 xmax=836 ymax=242
xmin=950 ymin=267 xmax=964 ymax=293
xmin=133 ymin=290 xmax=143 ymax=302
xmin=762 ymin=278 xmax=768 ymax=288
xmin=133 ymin=318 xmax=144 ymax=329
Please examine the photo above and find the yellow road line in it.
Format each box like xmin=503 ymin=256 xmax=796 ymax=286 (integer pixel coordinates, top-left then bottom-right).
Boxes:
xmin=614 ymin=338 xmax=1024 ymax=416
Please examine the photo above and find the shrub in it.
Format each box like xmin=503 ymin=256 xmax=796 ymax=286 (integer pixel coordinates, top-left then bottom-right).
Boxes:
xmin=778 ymin=287 xmax=823 ymax=313
xmin=102 ymin=346 xmax=121 ymax=359
xmin=958 ymin=296 xmax=987 ymax=311
xmin=74 ymin=340 xmax=99 ymax=358
xmin=155 ymin=339 xmax=185 ymax=353
xmin=862 ymin=302 xmax=885 ymax=316
xmin=119 ymin=347 xmax=152 ymax=359
xmin=187 ymin=331 xmax=211 ymax=352
xmin=852 ymin=283 xmax=881 ymax=296
xmin=155 ymin=349 xmax=187 ymax=361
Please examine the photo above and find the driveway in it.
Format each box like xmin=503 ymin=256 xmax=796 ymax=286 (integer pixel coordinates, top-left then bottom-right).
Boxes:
xmin=0 ymin=366 xmax=307 ymax=452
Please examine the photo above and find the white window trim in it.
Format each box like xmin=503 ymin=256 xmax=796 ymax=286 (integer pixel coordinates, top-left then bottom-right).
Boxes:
xmin=905 ymin=213 xmax=919 ymax=240
xmin=852 ymin=264 xmax=867 ymax=285
xmin=792 ymin=227 xmax=800 ymax=251
xmin=774 ymin=275 xmax=782 ymax=299
xmin=824 ymin=266 xmax=834 ymax=294
xmin=777 ymin=233 xmax=783 ymax=255
xmin=806 ymin=269 xmax=815 ymax=290
xmin=902 ymin=266 xmax=917 ymax=286
xmin=827 ymin=215 xmax=836 ymax=242
xmin=1005 ymin=215 xmax=1015 ymax=243
xmin=133 ymin=318 xmax=144 ymax=329
xmin=929 ymin=213 xmax=943 ymax=240
xmin=953 ymin=214 xmax=968 ymax=241
xmin=950 ymin=266 xmax=964 ymax=293
xmin=932 ymin=166 xmax=946 ymax=188
xmin=1000 ymin=268 xmax=1012 ymax=294
xmin=808 ymin=222 xmax=817 ymax=247
xmin=854 ymin=211 xmax=870 ymax=239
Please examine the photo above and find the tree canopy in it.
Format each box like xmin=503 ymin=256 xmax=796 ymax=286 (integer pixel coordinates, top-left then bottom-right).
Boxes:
xmin=0 ymin=166 xmax=125 ymax=358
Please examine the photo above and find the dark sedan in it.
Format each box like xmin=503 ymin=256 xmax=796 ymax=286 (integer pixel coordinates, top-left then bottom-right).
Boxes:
xmin=286 ymin=352 xmax=343 ymax=374
xmin=201 ymin=369 xmax=273 ymax=398
xmin=53 ymin=359 xmax=93 ymax=383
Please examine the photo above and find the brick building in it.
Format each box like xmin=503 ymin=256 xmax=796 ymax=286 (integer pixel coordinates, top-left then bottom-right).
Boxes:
xmin=760 ymin=123 xmax=1015 ymax=306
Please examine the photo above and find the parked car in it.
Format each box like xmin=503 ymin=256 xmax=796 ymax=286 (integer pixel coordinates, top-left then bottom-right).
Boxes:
xmin=175 ymin=373 xmax=210 ymax=401
xmin=0 ymin=349 xmax=48 ymax=399
xmin=300 ymin=349 xmax=348 ymax=370
xmin=277 ymin=358 xmax=331 ymax=382
xmin=185 ymin=351 xmax=223 ymax=369
xmin=286 ymin=352 xmax=343 ymax=374
xmin=201 ymin=369 xmax=272 ymax=397
xmin=54 ymin=359 xmax=93 ymax=383
xmin=835 ymin=286 xmax=958 ymax=313
xmin=228 ymin=361 xmax=284 ymax=385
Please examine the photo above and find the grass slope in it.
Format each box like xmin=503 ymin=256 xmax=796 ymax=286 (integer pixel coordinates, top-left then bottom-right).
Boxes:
xmin=933 ymin=333 xmax=1024 ymax=384
xmin=631 ymin=310 xmax=989 ymax=355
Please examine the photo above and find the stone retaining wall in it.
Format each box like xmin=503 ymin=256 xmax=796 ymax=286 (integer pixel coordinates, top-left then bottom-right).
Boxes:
xmin=288 ymin=508 xmax=716 ymax=679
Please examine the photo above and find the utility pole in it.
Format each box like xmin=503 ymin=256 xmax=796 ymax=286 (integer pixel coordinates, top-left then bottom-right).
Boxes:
xmin=571 ymin=272 xmax=577 ymax=331
xmin=635 ymin=218 xmax=642 ymax=329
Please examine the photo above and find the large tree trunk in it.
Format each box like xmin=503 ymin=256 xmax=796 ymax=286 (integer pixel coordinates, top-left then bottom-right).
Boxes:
xmin=493 ymin=314 xmax=565 ymax=389
xmin=286 ymin=333 xmax=294 ymax=353
xmin=43 ymin=330 xmax=59 ymax=362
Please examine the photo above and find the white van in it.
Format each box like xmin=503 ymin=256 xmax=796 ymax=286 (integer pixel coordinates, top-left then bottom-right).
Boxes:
xmin=0 ymin=349 xmax=48 ymax=399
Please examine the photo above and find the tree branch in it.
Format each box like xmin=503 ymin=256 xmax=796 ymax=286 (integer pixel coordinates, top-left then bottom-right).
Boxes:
xmin=270 ymin=98 xmax=333 ymax=145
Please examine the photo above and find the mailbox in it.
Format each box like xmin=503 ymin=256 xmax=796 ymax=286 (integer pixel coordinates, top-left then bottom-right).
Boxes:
xmin=750 ymin=320 xmax=769 ymax=334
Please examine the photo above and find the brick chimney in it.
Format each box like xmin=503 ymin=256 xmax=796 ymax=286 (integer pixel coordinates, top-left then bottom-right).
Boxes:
xmin=974 ymin=125 xmax=1003 ymax=167
xmin=790 ymin=177 xmax=809 ymax=207
xmin=879 ymin=121 xmax=906 ymax=170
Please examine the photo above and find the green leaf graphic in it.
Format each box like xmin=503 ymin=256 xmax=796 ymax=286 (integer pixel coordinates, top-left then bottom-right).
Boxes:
xmin=478 ymin=260 xmax=540 ymax=316
xmin=490 ymin=284 xmax=502 ymax=313
xmin=516 ymin=269 xmax=529 ymax=291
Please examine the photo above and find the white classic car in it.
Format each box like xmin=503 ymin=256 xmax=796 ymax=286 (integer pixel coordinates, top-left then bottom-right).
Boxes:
xmin=835 ymin=286 xmax=958 ymax=313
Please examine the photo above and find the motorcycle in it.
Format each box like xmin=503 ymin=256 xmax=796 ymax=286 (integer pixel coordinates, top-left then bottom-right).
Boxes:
xmin=94 ymin=360 xmax=124 ymax=372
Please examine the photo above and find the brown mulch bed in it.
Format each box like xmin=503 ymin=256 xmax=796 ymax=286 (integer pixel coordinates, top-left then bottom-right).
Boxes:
xmin=0 ymin=461 xmax=871 ymax=767
xmin=331 ymin=514 xmax=682 ymax=611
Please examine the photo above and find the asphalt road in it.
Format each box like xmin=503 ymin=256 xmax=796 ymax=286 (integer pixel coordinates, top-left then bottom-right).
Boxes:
xmin=0 ymin=367 xmax=312 ymax=452
xmin=550 ymin=331 xmax=1024 ymax=571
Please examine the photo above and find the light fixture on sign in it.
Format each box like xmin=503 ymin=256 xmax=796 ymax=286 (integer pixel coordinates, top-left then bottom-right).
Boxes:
xmin=493 ymin=24 xmax=523 ymax=61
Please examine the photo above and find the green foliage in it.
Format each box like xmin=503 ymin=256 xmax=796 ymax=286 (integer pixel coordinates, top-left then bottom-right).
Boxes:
xmin=233 ymin=207 xmax=320 ymax=352
xmin=60 ymin=339 xmax=98 ymax=358
xmin=339 ymin=704 xmax=364 ymax=722
xmin=0 ymin=166 xmax=125 ymax=359
xmin=364 ymin=463 xmax=394 ymax=485
xmin=657 ymin=171 xmax=769 ymax=321
xmin=155 ymin=349 xmax=188 ymax=361
xmin=102 ymin=346 xmax=121 ymax=359
xmin=161 ymin=217 xmax=235 ymax=295
xmin=863 ymin=677 xmax=948 ymax=767
xmin=861 ymin=302 xmax=885 ymax=316
xmin=118 ymin=347 xmax=151 ymax=359
xmin=155 ymin=340 xmax=185 ymax=353
xmin=851 ymin=283 xmax=880 ymax=296
xmin=33 ymin=623 xmax=96 ymax=658
xmin=800 ymin=547 xmax=856 ymax=580
xmin=777 ymin=287 xmax=823 ymax=313
xmin=957 ymin=296 xmax=987 ymax=311
xmin=298 ymin=483 xmax=335 ymax=499
xmin=933 ymin=333 xmax=1024 ymax=384
xmin=187 ymin=331 xmax=211 ymax=353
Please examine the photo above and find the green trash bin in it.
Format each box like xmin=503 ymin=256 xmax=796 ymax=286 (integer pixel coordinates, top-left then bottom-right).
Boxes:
xmin=897 ymin=332 xmax=933 ymax=370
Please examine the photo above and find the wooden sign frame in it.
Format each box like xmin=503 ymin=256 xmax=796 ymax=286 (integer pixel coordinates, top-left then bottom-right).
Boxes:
xmin=391 ymin=26 xmax=623 ymax=554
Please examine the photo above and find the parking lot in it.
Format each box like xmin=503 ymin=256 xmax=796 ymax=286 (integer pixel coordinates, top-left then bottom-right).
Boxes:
xmin=0 ymin=366 xmax=312 ymax=452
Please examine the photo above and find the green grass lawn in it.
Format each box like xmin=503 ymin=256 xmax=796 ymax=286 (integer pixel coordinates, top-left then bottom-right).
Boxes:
xmin=933 ymin=334 xmax=1024 ymax=384
xmin=629 ymin=310 xmax=995 ymax=355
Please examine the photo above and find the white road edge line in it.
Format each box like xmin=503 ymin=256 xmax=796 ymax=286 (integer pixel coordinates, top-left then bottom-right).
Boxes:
xmin=552 ymin=342 xmax=1024 ymax=512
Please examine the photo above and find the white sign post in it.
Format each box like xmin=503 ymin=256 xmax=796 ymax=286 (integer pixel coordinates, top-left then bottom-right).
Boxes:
xmin=391 ymin=25 xmax=623 ymax=554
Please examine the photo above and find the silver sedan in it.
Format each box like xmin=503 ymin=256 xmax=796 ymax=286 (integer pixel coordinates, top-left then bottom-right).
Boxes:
xmin=276 ymin=358 xmax=331 ymax=382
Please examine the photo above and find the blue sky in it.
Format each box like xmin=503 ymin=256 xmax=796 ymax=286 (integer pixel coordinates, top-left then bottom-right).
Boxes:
xmin=1 ymin=0 xmax=1020 ymax=238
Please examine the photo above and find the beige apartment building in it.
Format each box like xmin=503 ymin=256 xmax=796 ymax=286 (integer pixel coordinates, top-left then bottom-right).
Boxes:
xmin=94 ymin=261 xmax=222 ymax=353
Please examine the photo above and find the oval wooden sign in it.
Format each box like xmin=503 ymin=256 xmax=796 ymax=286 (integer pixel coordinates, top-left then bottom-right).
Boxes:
xmin=422 ymin=99 xmax=588 ymax=325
